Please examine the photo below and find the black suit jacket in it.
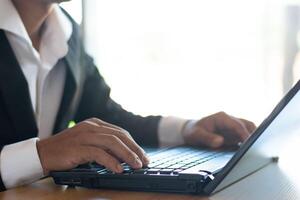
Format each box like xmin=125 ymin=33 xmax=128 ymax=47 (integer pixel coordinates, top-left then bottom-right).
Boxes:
xmin=0 ymin=12 xmax=161 ymax=190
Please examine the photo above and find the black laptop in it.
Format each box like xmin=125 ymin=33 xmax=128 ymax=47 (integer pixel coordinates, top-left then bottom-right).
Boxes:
xmin=51 ymin=80 xmax=300 ymax=195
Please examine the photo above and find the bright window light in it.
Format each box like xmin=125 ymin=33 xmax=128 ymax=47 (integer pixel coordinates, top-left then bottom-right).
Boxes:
xmin=66 ymin=0 xmax=287 ymax=124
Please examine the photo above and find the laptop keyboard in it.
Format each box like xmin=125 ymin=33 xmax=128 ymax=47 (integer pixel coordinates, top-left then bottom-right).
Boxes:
xmin=73 ymin=147 xmax=227 ymax=176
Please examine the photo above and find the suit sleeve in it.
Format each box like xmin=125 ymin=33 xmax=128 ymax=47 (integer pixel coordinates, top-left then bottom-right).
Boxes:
xmin=74 ymin=54 xmax=162 ymax=147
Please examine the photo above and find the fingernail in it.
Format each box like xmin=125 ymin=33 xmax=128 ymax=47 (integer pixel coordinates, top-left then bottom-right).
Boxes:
xmin=142 ymin=155 xmax=150 ymax=166
xmin=212 ymin=137 xmax=224 ymax=148
xmin=134 ymin=157 xmax=143 ymax=168
xmin=116 ymin=165 xmax=123 ymax=173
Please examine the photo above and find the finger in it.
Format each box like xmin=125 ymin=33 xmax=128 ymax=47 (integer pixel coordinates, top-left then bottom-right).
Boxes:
xmin=82 ymin=133 xmax=143 ymax=169
xmin=217 ymin=129 xmax=244 ymax=146
xmin=105 ymin=129 xmax=150 ymax=166
xmin=84 ymin=121 xmax=149 ymax=166
xmin=238 ymin=118 xmax=256 ymax=133
xmin=215 ymin=112 xmax=250 ymax=141
xmin=82 ymin=146 xmax=123 ymax=173
xmin=187 ymin=127 xmax=224 ymax=148
xmin=88 ymin=118 xmax=126 ymax=133
xmin=88 ymin=118 xmax=136 ymax=141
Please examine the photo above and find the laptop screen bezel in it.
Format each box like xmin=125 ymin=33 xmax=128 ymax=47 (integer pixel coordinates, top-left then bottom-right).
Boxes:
xmin=203 ymin=80 xmax=300 ymax=194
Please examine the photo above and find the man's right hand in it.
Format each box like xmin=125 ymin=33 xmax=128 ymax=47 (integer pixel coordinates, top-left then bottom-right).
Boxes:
xmin=36 ymin=118 xmax=149 ymax=175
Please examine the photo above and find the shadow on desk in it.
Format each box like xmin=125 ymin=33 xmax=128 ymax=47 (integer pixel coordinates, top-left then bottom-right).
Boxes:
xmin=1 ymin=163 xmax=300 ymax=200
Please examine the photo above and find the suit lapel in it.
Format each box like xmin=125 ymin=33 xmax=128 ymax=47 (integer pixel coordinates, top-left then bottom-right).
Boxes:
xmin=0 ymin=14 xmax=84 ymax=138
xmin=53 ymin=20 xmax=83 ymax=133
xmin=0 ymin=30 xmax=38 ymax=140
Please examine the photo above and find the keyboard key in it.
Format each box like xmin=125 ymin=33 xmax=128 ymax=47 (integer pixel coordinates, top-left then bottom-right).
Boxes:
xmin=148 ymin=163 xmax=159 ymax=168
xmin=167 ymin=163 xmax=186 ymax=169
xmin=97 ymin=169 xmax=108 ymax=174
xmin=146 ymin=169 xmax=160 ymax=174
xmin=123 ymin=168 xmax=133 ymax=173
xmin=185 ymin=163 xmax=197 ymax=168
xmin=155 ymin=163 xmax=172 ymax=169
xmin=133 ymin=169 xmax=147 ymax=174
xmin=181 ymin=166 xmax=190 ymax=169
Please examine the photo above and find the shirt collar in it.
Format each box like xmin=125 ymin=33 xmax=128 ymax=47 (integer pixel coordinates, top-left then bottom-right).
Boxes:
xmin=0 ymin=0 xmax=72 ymax=54
xmin=40 ymin=5 xmax=73 ymax=66
xmin=46 ymin=5 xmax=73 ymax=46
xmin=0 ymin=0 xmax=31 ymax=45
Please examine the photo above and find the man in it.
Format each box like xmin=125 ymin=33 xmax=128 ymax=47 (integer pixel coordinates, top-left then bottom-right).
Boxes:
xmin=0 ymin=0 xmax=256 ymax=191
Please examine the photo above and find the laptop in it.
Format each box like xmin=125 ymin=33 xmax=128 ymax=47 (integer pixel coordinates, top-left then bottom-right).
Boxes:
xmin=50 ymin=80 xmax=300 ymax=195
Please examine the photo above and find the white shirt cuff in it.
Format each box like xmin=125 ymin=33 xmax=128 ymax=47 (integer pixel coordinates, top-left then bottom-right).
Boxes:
xmin=0 ymin=138 xmax=44 ymax=189
xmin=158 ymin=116 xmax=188 ymax=147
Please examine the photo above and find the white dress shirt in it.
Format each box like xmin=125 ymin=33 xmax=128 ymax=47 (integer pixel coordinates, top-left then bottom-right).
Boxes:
xmin=0 ymin=0 xmax=187 ymax=189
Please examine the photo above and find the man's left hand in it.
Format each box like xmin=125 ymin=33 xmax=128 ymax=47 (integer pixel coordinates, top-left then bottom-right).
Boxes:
xmin=182 ymin=112 xmax=256 ymax=148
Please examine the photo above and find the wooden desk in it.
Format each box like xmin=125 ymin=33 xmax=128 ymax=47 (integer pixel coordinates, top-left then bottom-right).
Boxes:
xmin=0 ymin=178 xmax=208 ymax=200
xmin=1 ymin=159 xmax=300 ymax=200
